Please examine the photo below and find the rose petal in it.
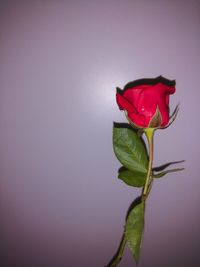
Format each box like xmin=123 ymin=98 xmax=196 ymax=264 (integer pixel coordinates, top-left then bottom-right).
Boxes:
xmin=166 ymin=86 xmax=176 ymax=94
xmin=127 ymin=112 xmax=147 ymax=128
xmin=116 ymin=93 xmax=136 ymax=113
xmin=123 ymin=86 xmax=147 ymax=110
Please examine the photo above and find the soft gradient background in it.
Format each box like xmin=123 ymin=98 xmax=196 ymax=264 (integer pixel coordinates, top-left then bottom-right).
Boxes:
xmin=0 ymin=1 xmax=199 ymax=267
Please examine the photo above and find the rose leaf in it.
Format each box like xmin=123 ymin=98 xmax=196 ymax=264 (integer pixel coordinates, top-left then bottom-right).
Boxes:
xmin=113 ymin=126 xmax=148 ymax=173
xmin=125 ymin=199 xmax=145 ymax=265
xmin=118 ymin=168 xmax=146 ymax=187
xmin=153 ymin=168 xmax=184 ymax=178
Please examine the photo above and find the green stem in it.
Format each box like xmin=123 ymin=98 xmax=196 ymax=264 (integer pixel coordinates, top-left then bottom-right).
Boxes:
xmin=107 ymin=232 xmax=127 ymax=267
xmin=143 ymin=128 xmax=155 ymax=199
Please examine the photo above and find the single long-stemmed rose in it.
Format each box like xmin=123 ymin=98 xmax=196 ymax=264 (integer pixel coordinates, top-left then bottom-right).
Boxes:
xmin=107 ymin=76 xmax=184 ymax=266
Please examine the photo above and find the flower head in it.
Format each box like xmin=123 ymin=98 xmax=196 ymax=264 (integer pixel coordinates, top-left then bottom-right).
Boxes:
xmin=116 ymin=76 xmax=176 ymax=128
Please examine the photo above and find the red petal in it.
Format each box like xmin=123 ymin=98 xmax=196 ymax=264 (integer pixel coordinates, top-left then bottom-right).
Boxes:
xmin=128 ymin=112 xmax=148 ymax=128
xmin=167 ymin=86 xmax=176 ymax=94
xmin=116 ymin=93 xmax=136 ymax=113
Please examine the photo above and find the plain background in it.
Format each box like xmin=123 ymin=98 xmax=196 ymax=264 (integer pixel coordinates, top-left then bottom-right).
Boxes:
xmin=0 ymin=1 xmax=199 ymax=266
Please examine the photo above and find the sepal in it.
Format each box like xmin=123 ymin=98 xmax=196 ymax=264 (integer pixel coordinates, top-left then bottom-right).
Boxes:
xmin=159 ymin=104 xmax=179 ymax=129
xmin=148 ymin=106 xmax=162 ymax=128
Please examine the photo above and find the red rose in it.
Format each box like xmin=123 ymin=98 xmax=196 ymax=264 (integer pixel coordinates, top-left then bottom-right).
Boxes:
xmin=116 ymin=76 xmax=176 ymax=128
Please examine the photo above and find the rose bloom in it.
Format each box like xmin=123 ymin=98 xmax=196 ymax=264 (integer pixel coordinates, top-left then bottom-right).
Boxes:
xmin=116 ymin=76 xmax=176 ymax=128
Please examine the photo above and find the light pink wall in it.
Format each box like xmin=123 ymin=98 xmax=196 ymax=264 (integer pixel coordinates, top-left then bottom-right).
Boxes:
xmin=0 ymin=1 xmax=199 ymax=266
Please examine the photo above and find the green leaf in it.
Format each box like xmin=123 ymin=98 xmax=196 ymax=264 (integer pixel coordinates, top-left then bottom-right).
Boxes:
xmin=153 ymin=168 xmax=185 ymax=178
xmin=113 ymin=125 xmax=148 ymax=173
xmin=118 ymin=168 xmax=146 ymax=187
xmin=125 ymin=199 xmax=145 ymax=264
xmin=153 ymin=160 xmax=185 ymax=172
